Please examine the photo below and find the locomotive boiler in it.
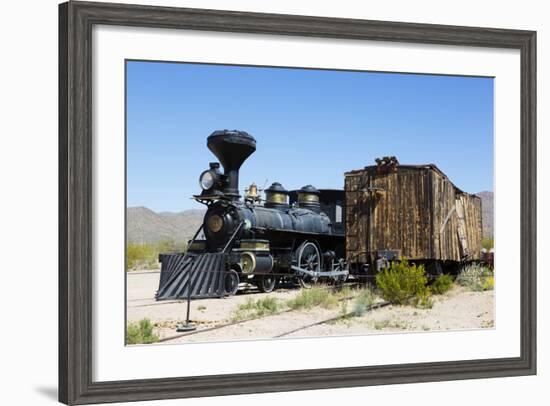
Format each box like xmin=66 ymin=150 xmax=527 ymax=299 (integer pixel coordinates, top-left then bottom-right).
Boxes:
xmin=156 ymin=130 xmax=348 ymax=300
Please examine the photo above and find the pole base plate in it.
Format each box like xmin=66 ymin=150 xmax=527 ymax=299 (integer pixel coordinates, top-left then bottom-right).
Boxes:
xmin=176 ymin=323 xmax=197 ymax=332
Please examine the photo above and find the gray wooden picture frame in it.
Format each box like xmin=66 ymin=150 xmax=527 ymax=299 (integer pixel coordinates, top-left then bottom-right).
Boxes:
xmin=59 ymin=1 xmax=537 ymax=404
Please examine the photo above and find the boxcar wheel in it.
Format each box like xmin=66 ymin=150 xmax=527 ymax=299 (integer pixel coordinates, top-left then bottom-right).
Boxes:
xmin=223 ymin=269 xmax=240 ymax=296
xmin=257 ymin=272 xmax=277 ymax=293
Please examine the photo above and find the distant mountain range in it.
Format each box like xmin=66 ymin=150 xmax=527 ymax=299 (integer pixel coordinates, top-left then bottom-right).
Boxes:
xmin=127 ymin=206 xmax=205 ymax=244
xmin=127 ymin=190 xmax=493 ymax=243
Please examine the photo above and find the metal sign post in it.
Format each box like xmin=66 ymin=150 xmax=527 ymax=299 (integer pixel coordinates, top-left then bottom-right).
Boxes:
xmin=176 ymin=276 xmax=196 ymax=332
xmin=175 ymin=226 xmax=204 ymax=333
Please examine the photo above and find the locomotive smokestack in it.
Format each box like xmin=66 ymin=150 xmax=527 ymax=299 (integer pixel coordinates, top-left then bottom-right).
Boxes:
xmin=207 ymin=130 xmax=256 ymax=199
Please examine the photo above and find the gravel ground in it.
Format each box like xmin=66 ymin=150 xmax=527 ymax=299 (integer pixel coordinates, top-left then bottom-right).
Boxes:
xmin=126 ymin=271 xmax=494 ymax=344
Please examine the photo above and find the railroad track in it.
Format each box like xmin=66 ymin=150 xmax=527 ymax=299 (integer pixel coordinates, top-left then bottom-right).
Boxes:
xmin=273 ymin=300 xmax=390 ymax=338
xmin=157 ymin=290 xmax=389 ymax=343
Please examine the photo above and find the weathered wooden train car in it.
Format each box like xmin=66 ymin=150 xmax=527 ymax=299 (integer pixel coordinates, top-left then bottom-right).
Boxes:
xmin=345 ymin=157 xmax=482 ymax=272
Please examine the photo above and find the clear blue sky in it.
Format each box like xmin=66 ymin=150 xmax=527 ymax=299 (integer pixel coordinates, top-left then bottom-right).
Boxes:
xmin=126 ymin=61 xmax=493 ymax=212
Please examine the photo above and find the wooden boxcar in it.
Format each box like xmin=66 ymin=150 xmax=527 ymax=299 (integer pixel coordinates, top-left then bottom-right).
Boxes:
xmin=344 ymin=158 xmax=482 ymax=271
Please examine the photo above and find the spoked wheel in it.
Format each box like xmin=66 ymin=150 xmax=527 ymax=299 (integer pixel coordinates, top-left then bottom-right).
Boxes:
xmin=256 ymin=272 xmax=277 ymax=293
xmin=296 ymin=241 xmax=321 ymax=289
xmin=330 ymin=260 xmax=349 ymax=285
xmin=223 ymin=269 xmax=240 ymax=296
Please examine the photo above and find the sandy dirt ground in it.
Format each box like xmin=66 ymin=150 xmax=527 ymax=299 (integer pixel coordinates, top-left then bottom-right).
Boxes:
xmin=127 ymin=271 xmax=494 ymax=344
xmin=127 ymin=271 xmax=303 ymax=336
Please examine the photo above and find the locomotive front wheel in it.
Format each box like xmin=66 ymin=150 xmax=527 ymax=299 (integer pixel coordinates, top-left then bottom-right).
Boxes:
xmin=256 ymin=272 xmax=277 ymax=293
xmin=223 ymin=269 xmax=240 ymax=296
xmin=297 ymin=241 xmax=321 ymax=289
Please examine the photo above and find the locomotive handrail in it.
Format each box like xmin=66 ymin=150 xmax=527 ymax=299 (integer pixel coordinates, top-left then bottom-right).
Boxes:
xmin=185 ymin=224 xmax=204 ymax=259
xmin=222 ymin=220 xmax=245 ymax=254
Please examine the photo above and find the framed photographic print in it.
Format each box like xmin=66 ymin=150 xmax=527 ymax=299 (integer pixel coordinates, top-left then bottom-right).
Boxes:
xmin=59 ymin=1 xmax=536 ymax=404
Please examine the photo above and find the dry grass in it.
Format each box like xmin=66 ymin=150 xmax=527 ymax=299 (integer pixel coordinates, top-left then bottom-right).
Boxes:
xmin=371 ymin=318 xmax=410 ymax=330
xmin=286 ymin=286 xmax=339 ymax=310
xmin=231 ymin=297 xmax=280 ymax=321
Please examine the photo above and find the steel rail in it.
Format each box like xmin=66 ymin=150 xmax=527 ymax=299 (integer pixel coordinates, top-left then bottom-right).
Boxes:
xmin=273 ymin=300 xmax=391 ymax=338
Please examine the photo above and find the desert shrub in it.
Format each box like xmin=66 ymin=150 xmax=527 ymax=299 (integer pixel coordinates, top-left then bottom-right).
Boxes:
xmin=431 ymin=274 xmax=454 ymax=295
xmin=126 ymin=242 xmax=158 ymax=270
xmin=483 ymin=276 xmax=495 ymax=291
xmin=412 ymin=290 xmax=434 ymax=309
xmin=375 ymin=260 xmax=430 ymax=306
xmin=456 ymin=264 xmax=494 ymax=291
xmin=482 ymin=237 xmax=494 ymax=250
xmin=339 ymin=300 xmax=349 ymax=319
xmin=287 ymin=286 xmax=338 ymax=310
xmin=126 ymin=318 xmax=159 ymax=345
xmin=156 ymin=239 xmax=187 ymax=254
xmin=126 ymin=239 xmax=187 ymax=271
xmin=232 ymin=297 xmax=280 ymax=321
xmin=351 ymin=287 xmax=376 ymax=316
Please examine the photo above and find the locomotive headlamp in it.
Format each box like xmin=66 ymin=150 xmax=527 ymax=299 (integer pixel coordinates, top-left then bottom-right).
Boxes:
xmin=199 ymin=162 xmax=222 ymax=191
xmin=199 ymin=170 xmax=215 ymax=190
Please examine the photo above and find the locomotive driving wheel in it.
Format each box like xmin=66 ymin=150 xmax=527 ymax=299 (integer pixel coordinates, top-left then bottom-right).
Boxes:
xmin=256 ymin=272 xmax=277 ymax=293
xmin=296 ymin=241 xmax=321 ymax=289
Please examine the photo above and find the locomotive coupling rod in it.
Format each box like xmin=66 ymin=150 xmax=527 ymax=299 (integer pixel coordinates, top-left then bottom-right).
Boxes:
xmin=291 ymin=265 xmax=349 ymax=278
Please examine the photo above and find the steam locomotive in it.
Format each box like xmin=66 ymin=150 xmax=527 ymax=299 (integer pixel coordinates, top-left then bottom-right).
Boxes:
xmin=156 ymin=130 xmax=349 ymax=300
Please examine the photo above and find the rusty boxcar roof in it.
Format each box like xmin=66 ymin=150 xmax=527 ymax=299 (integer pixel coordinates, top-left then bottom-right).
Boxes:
xmin=345 ymin=162 xmax=480 ymax=198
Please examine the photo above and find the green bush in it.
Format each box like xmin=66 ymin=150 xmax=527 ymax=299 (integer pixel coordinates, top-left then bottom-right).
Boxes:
xmin=375 ymin=260 xmax=430 ymax=306
xmin=431 ymin=274 xmax=454 ymax=295
xmin=126 ymin=239 xmax=187 ymax=271
xmin=483 ymin=276 xmax=495 ymax=290
xmin=456 ymin=264 xmax=494 ymax=291
xmin=126 ymin=318 xmax=159 ymax=345
xmin=156 ymin=239 xmax=187 ymax=254
xmin=126 ymin=242 xmax=157 ymax=270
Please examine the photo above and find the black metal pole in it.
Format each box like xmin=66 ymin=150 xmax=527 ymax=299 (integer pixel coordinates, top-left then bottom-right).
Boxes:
xmin=185 ymin=279 xmax=192 ymax=324
xmin=176 ymin=279 xmax=197 ymax=332
xmin=176 ymin=221 xmax=243 ymax=332
xmin=176 ymin=267 xmax=196 ymax=332
xmin=176 ymin=225 xmax=203 ymax=333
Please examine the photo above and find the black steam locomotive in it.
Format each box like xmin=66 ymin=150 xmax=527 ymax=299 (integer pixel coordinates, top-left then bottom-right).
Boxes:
xmin=156 ymin=130 xmax=348 ymax=300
